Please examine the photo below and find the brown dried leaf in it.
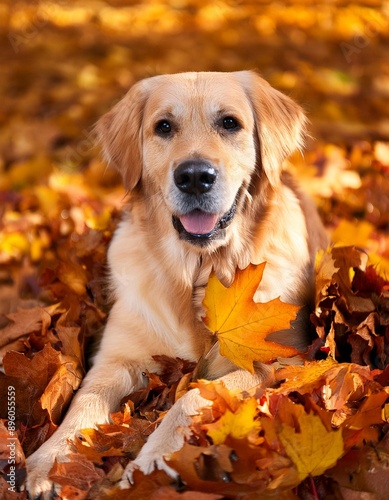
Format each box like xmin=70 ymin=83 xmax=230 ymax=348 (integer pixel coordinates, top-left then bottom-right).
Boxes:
xmin=152 ymin=355 xmax=196 ymax=386
xmin=153 ymin=489 xmax=224 ymax=500
xmin=74 ymin=416 xmax=151 ymax=464
xmin=0 ymin=477 xmax=27 ymax=499
xmin=0 ymin=342 xmax=83 ymax=457
xmin=114 ymin=469 xmax=172 ymax=499
xmin=40 ymin=361 xmax=83 ymax=425
xmin=0 ymin=306 xmax=51 ymax=351
xmin=328 ymin=439 xmax=389 ymax=498
xmin=49 ymin=453 xmax=104 ymax=490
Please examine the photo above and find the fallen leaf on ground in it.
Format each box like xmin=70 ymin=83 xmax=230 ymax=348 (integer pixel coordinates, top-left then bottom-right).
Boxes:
xmin=279 ymin=407 xmax=344 ymax=481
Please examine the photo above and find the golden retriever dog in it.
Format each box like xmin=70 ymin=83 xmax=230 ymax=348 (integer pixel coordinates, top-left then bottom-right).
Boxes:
xmin=26 ymin=71 xmax=328 ymax=497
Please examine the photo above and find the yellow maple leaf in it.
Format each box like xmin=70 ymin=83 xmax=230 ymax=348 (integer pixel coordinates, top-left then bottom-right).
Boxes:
xmin=203 ymin=263 xmax=301 ymax=373
xmin=204 ymin=397 xmax=260 ymax=445
xmin=279 ymin=409 xmax=344 ymax=481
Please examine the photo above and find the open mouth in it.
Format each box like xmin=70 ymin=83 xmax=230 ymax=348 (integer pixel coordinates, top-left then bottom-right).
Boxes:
xmin=179 ymin=211 xmax=219 ymax=235
xmin=172 ymin=200 xmax=237 ymax=245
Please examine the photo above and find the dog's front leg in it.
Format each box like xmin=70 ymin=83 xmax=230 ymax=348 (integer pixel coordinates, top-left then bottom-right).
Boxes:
xmin=120 ymin=387 xmax=208 ymax=486
xmin=121 ymin=368 xmax=271 ymax=487
xmin=25 ymin=359 xmax=143 ymax=499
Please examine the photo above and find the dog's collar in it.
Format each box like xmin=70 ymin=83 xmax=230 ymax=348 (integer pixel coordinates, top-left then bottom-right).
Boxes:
xmin=172 ymin=199 xmax=237 ymax=246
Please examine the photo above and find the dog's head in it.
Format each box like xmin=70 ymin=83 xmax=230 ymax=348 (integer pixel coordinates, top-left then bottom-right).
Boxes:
xmin=96 ymin=71 xmax=306 ymax=249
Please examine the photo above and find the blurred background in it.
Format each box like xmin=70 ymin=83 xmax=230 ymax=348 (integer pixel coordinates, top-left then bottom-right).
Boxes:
xmin=1 ymin=0 xmax=388 ymax=176
xmin=0 ymin=0 xmax=389 ymax=283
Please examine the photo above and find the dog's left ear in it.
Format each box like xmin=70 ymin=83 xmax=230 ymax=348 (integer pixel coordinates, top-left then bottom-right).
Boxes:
xmin=237 ymin=71 xmax=307 ymax=187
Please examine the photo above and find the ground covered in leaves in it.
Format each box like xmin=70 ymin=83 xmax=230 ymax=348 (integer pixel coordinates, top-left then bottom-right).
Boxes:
xmin=1 ymin=1 xmax=389 ymax=499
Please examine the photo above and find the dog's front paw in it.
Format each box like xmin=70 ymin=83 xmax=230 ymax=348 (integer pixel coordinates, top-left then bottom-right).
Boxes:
xmin=119 ymin=390 xmax=198 ymax=489
xmin=26 ymin=457 xmax=56 ymax=499
xmin=120 ymin=453 xmax=179 ymax=489
xmin=119 ymin=460 xmax=139 ymax=489
xmin=25 ymin=475 xmax=56 ymax=500
xmin=25 ymin=442 xmax=68 ymax=499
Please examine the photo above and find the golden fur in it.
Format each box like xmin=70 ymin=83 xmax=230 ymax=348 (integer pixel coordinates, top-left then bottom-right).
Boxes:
xmin=26 ymin=71 xmax=327 ymax=496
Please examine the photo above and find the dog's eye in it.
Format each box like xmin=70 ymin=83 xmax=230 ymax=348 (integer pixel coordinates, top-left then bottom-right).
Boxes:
xmin=222 ymin=117 xmax=240 ymax=131
xmin=156 ymin=120 xmax=172 ymax=135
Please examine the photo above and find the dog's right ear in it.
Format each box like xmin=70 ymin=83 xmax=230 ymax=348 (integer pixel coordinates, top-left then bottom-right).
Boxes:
xmin=94 ymin=80 xmax=149 ymax=191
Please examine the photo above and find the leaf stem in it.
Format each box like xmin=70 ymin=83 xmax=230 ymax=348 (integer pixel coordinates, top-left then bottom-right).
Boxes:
xmin=310 ymin=475 xmax=319 ymax=500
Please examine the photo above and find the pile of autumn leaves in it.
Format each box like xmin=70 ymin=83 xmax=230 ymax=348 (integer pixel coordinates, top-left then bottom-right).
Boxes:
xmin=1 ymin=180 xmax=389 ymax=499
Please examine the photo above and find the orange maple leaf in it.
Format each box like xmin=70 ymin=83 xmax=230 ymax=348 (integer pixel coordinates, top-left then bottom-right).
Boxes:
xmin=202 ymin=263 xmax=301 ymax=373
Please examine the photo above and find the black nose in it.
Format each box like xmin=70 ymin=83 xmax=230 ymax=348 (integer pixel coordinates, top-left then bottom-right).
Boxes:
xmin=174 ymin=160 xmax=218 ymax=195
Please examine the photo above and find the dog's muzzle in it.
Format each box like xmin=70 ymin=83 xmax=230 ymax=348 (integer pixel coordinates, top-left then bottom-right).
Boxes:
xmin=171 ymin=159 xmax=237 ymax=246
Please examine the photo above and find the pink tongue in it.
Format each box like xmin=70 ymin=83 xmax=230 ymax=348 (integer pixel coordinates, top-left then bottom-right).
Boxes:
xmin=180 ymin=212 xmax=219 ymax=235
